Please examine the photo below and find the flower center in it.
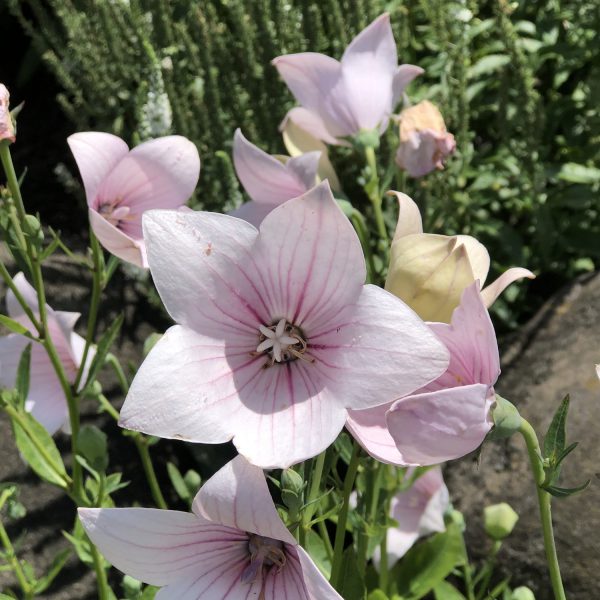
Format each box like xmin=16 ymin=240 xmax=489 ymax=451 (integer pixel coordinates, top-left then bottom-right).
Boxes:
xmin=255 ymin=318 xmax=310 ymax=366
xmin=98 ymin=200 xmax=131 ymax=227
xmin=240 ymin=534 xmax=286 ymax=585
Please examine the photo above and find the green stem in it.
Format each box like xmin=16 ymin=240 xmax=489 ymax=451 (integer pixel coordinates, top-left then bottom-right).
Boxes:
xmin=135 ymin=437 xmax=168 ymax=510
xmin=106 ymin=353 xmax=129 ymax=394
xmin=349 ymin=212 xmax=376 ymax=284
xmin=1 ymin=141 xmax=83 ymax=495
xmin=0 ymin=493 xmax=32 ymax=599
xmin=303 ymin=451 xmax=326 ymax=529
xmin=364 ymin=145 xmax=388 ymax=244
xmin=316 ymin=509 xmax=335 ymax=563
xmin=474 ymin=540 xmax=501 ymax=600
xmin=330 ymin=442 xmax=361 ymax=588
xmin=89 ymin=542 xmax=110 ymax=600
xmin=519 ymin=419 xmax=566 ymax=600
xmin=379 ymin=528 xmax=389 ymax=593
xmin=73 ymin=232 xmax=103 ymax=391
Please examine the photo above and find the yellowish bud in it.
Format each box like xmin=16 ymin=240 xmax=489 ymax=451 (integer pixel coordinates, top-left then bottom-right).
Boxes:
xmin=484 ymin=502 xmax=519 ymax=540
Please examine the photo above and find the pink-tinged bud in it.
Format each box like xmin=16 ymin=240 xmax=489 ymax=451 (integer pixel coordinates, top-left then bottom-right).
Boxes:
xmin=395 ymin=100 xmax=456 ymax=177
xmin=0 ymin=84 xmax=16 ymax=143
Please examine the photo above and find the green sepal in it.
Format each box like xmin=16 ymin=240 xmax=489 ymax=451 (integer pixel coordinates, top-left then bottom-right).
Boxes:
xmin=488 ymin=395 xmax=521 ymax=440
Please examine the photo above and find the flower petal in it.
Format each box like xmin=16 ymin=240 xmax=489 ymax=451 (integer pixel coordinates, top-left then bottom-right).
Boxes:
xmin=390 ymin=191 xmax=423 ymax=242
xmin=67 ymin=132 xmax=129 ymax=206
xmin=233 ymin=129 xmax=307 ymax=204
xmin=89 ymin=208 xmax=146 ymax=267
xmin=295 ymin=546 xmax=343 ymax=599
xmin=0 ymin=334 xmax=29 ymax=390
xmin=481 ymin=267 xmax=535 ymax=307
xmin=192 ymin=455 xmax=296 ymax=544
xmin=386 ymin=236 xmax=476 ymax=323
xmin=142 ymin=209 xmax=267 ymax=335
xmin=120 ymin=325 xmax=260 ymax=444
xmin=254 ymin=181 xmax=365 ymax=333
xmin=455 ymin=235 xmax=490 ymax=284
xmin=282 ymin=117 xmax=342 ymax=189
xmin=392 ymin=64 xmax=425 ymax=106
xmin=286 ymin=151 xmax=321 ymax=190
xmin=228 ymin=201 xmax=276 ymax=228
xmin=386 ymin=383 xmax=493 ymax=465
xmin=97 ymin=135 xmax=200 ymax=213
xmin=78 ymin=507 xmax=247 ymax=587
xmin=426 ymin=282 xmax=500 ymax=390
xmin=346 ymin=402 xmax=405 ymax=465
xmin=282 ymin=107 xmax=345 ymax=147
xmin=311 ymin=285 xmax=449 ymax=410
xmin=340 ymin=13 xmax=398 ymax=130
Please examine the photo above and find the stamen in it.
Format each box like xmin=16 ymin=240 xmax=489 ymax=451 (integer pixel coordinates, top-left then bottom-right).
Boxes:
xmin=240 ymin=534 xmax=287 ymax=585
xmin=97 ymin=199 xmax=132 ymax=227
xmin=254 ymin=318 xmax=310 ymax=366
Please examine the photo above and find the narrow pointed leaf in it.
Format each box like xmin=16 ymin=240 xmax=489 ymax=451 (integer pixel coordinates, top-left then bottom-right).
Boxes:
xmin=337 ymin=546 xmax=366 ymax=600
xmin=554 ymin=441 xmax=579 ymax=469
xmin=15 ymin=343 xmax=32 ymax=403
xmin=32 ymin=549 xmax=70 ymax=593
xmin=543 ymin=480 xmax=591 ymax=498
xmin=543 ymin=395 xmax=570 ymax=461
xmin=0 ymin=314 xmax=32 ymax=337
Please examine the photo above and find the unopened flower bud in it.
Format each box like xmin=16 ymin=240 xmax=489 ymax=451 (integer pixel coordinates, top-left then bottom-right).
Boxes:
xmin=281 ymin=468 xmax=305 ymax=516
xmin=0 ymin=84 xmax=16 ymax=143
xmin=484 ymin=502 xmax=519 ymax=540
xmin=395 ymin=100 xmax=455 ymax=177
xmin=512 ymin=587 xmax=535 ymax=600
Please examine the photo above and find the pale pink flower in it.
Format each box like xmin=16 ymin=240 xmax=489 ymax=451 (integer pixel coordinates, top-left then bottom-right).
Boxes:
xmin=0 ymin=84 xmax=16 ymax=143
xmin=79 ymin=455 xmax=341 ymax=599
xmin=230 ymin=128 xmax=320 ymax=226
xmin=386 ymin=192 xmax=535 ymax=323
xmin=347 ymin=282 xmax=498 ymax=465
xmin=0 ymin=273 xmax=93 ymax=434
xmin=377 ymin=467 xmax=449 ymax=565
xmin=68 ymin=132 xmax=200 ymax=267
xmin=272 ymin=14 xmax=423 ymax=145
xmin=119 ymin=181 xmax=449 ymax=468
xmin=395 ymin=100 xmax=456 ymax=177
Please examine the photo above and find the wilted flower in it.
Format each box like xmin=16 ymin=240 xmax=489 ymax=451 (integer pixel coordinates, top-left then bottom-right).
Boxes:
xmin=68 ymin=132 xmax=200 ymax=267
xmin=273 ymin=14 xmax=423 ymax=145
xmin=0 ymin=84 xmax=16 ymax=143
xmin=230 ymin=129 xmax=320 ymax=226
xmin=281 ymin=117 xmax=341 ymax=191
xmin=0 ymin=273 xmax=93 ymax=434
xmin=377 ymin=467 xmax=449 ymax=565
xmin=386 ymin=192 xmax=534 ymax=323
xmin=79 ymin=455 xmax=342 ymax=599
xmin=120 ymin=181 xmax=448 ymax=468
xmin=395 ymin=100 xmax=456 ymax=177
xmin=347 ymin=282 xmax=498 ymax=465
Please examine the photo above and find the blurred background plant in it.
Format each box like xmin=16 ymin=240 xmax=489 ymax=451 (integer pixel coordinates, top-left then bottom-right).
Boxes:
xmin=3 ymin=0 xmax=600 ymax=328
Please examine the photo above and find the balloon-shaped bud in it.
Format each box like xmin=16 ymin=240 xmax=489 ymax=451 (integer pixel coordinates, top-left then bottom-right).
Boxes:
xmin=484 ymin=502 xmax=519 ymax=540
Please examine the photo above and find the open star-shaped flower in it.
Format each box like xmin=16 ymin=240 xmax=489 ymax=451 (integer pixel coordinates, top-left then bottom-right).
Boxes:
xmin=79 ymin=455 xmax=342 ymax=599
xmin=119 ymin=181 xmax=448 ymax=468
xmin=272 ymin=13 xmax=423 ymax=145
xmin=68 ymin=132 xmax=200 ymax=267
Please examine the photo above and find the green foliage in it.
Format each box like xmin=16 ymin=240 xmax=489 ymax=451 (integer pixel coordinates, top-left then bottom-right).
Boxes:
xmin=8 ymin=0 xmax=600 ymax=324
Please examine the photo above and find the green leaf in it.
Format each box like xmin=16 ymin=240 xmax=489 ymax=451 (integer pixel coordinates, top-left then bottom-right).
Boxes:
xmin=553 ymin=442 xmax=579 ymax=470
xmin=433 ymin=581 xmax=467 ymax=600
xmin=543 ymin=395 xmax=569 ymax=461
xmin=557 ymin=163 xmax=600 ymax=184
xmin=305 ymin=529 xmax=331 ymax=578
xmin=488 ymin=396 xmax=522 ymax=440
xmin=0 ymin=314 xmax=32 ymax=337
xmin=78 ymin=425 xmax=109 ymax=473
xmin=167 ymin=462 xmax=191 ymax=503
xmin=10 ymin=409 xmax=69 ymax=488
xmin=33 ymin=549 xmax=70 ymax=593
xmin=336 ymin=546 xmax=366 ymax=600
xmin=543 ymin=480 xmax=590 ymax=498
xmin=393 ymin=524 xmax=465 ymax=600
xmin=82 ymin=314 xmax=124 ymax=394
xmin=468 ymin=54 xmax=510 ymax=78
xmin=15 ymin=343 xmax=32 ymax=402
